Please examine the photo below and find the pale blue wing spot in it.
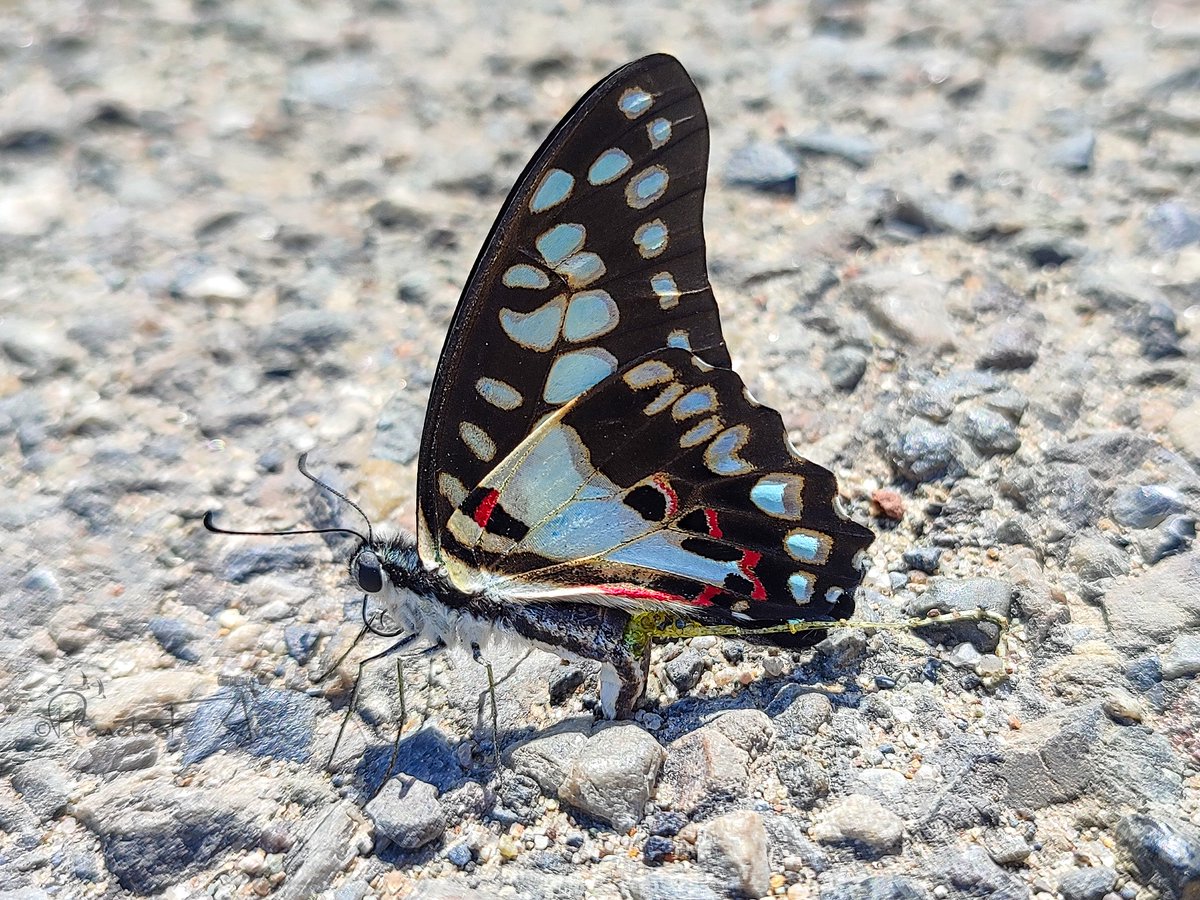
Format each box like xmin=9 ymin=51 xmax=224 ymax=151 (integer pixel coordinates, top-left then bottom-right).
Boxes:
xmin=672 ymin=386 xmax=717 ymax=420
xmin=502 ymin=264 xmax=550 ymax=289
xmin=459 ymin=421 xmax=496 ymax=462
xmin=588 ymin=148 xmax=632 ymax=185
xmin=438 ymin=472 xmax=467 ymax=507
xmin=651 ymin=271 xmax=680 ymax=309
xmin=680 ymin=416 xmax=721 ymax=448
xmin=537 ymin=223 xmax=586 ymax=265
xmin=475 ymin=376 xmax=523 ymax=410
xmin=786 ymin=529 xmax=832 ymax=564
xmin=499 ymin=295 xmax=565 ymax=351
xmin=644 ymin=382 xmax=684 ymax=416
xmin=705 ymin=425 xmax=753 ymax=475
xmin=634 ymin=219 xmax=668 ymax=258
xmin=608 ymin=532 xmax=739 ymax=587
xmin=563 ymin=290 xmax=619 ymax=342
xmin=626 ymin=166 xmax=668 ymax=210
xmin=486 ymin=424 xmax=652 ymax=560
xmin=623 ymin=359 xmax=675 ymax=389
xmin=555 ymin=252 xmax=606 ymax=289
xmin=619 ymin=87 xmax=654 ymax=119
xmin=750 ymin=480 xmax=787 ymax=515
xmin=750 ymin=474 xmax=805 ymax=518
xmin=530 ymin=168 xmax=574 ymax=213
xmin=789 ymin=572 xmax=815 ymax=603
xmin=667 ymin=329 xmax=691 ymax=351
xmin=543 ymin=348 xmax=618 ymax=404
xmin=647 ymin=117 xmax=672 ymax=148
xmin=485 ymin=424 xmax=605 ymax=527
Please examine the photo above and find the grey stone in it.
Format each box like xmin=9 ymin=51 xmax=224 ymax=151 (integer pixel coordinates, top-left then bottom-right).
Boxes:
xmin=983 ymin=828 xmax=1033 ymax=866
xmin=655 ymin=723 xmax=750 ymax=817
xmin=258 ymin=309 xmax=353 ymax=373
xmin=695 ymin=810 xmax=770 ymax=898
xmin=182 ymin=685 xmax=319 ymax=765
xmin=1145 ymin=201 xmax=1200 ymax=253
xmin=373 ymin=390 xmax=427 ymax=465
xmin=629 ymin=873 xmax=722 ymax=900
xmin=218 ymin=543 xmax=320 ymax=583
xmin=1059 ymin=866 xmax=1118 ymax=900
xmin=275 ymin=803 xmax=368 ymax=900
xmin=1132 ymin=302 xmax=1185 ymax=360
xmin=1 ymin=321 xmax=82 ymax=380
xmin=723 ymin=141 xmax=798 ymax=195
xmin=903 ymin=547 xmax=943 ymax=574
xmin=791 ymin=130 xmax=878 ymax=168
xmin=708 ymin=709 xmax=773 ymax=757
xmin=1015 ymin=229 xmax=1087 ymax=268
xmin=365 ymin=776 xmax=446 ymax=850
xmin=285 ymin=56 xmax=382 ymax=110
xmin=811 ymin=794 xmax=903 ymax=856
xmin=1046 ymin=430 xmax=1158 ymax=482
xmin=1137 ymin=514 xmax=1197 ymax=563
xmin=72 ymin=735 xmax=158 ymax=774
xmin=997 ymin=703 xmax=1182 ymax=809
xmin=768 ymin=687 xmax=832 ymax=741
xmin=1049 ymin=130 xmax=1096 ymax=171
xmin=283 ymin=623 xmax=322 ymax=665
xmin=664 ymin=648 xmax=706 ymax=692
xmin=1161 ymin=634 xmax=1200 ymax=680
xmin=955 ymin=405 xmax=1021 ymax=456
xmin=845 ymin=272 xmax=957 ymax=352
xmin=445 ymin=841 xmax=472 ymax=867
xmin=547 ymin=664 xmax=587 ymax=706
xmin=890 ymin=422 xmax=976 ymax=483
xmin=148 ymin=616 xmax=201 ymax=662
xmin=978 ymin=319 xmax=1041 ymax=370
xmin=878 ymin=191 xmax=972 ymax=237
xmin=776 ymin=752 xmax=830 ymax=809
xmin=508 ymin=730 xmax=588 ymax=796
xmin=1111 ymin=485 xmax=1190 ymax=529
xmin=73 ymin=773 xmax=276 ymax=894
xmin=1102 ymin=552 xmax=1200 ymax=651
xmin=1116 ymin=814 xmax=1200 ymax=900
xmin=934 ymin=846 xmax=1027 ymax=900
xmin=818 ymin=875 xmax=931 ymax=899
xmin=1068 ymin=536 xmax=1130 ymax=583
xmin=825 ymin=345 xmax=869 ymax=391
xmin=558 ymin=723 xmax=663 ymax=830
xmin=10 ymin=759 xmax=72 ymax=821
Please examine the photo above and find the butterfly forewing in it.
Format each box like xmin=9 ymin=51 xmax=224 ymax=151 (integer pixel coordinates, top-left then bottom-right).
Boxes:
xmin=417 ymin=55 xmax=730 ymax=565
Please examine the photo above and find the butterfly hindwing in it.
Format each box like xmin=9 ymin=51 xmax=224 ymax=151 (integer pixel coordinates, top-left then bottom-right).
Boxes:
xmin=446 ymin=348 xmax=872 ymax=631
xmin=417 ymin=55 xmax=731 ymax=564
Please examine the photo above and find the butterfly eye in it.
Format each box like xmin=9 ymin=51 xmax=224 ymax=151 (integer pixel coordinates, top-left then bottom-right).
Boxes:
xmin=355 ymin=550 xmax=383 ymax=594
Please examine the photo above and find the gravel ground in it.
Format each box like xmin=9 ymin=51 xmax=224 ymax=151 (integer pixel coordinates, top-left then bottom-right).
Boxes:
xmin=2 ymin=2 xmax=1200 ymax=899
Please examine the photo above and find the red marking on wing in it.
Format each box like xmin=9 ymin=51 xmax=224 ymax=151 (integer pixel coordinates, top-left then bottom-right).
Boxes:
xmin=738 ymin=550 xmax=767 ymax=601
xmin=652 ymin=474 xmax=679 ymax=517
xmin=596 ymin=582 xmax=720 ymax=610
xmin=703 ymin=508 xmax=722 ymax=539
xmin=473 ymin=489 xmax=500 ymax=528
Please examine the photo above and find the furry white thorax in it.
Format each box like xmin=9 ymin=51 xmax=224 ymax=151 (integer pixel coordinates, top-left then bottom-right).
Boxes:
xmin=375 ymin=574 xmax=625 ymax=717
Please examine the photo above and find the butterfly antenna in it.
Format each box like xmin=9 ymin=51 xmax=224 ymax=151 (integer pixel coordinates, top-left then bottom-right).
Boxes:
xmin=296 ymin=452 xmax=375 ymax=545
xmin=202 ymin=511 xmax=367 ymax=544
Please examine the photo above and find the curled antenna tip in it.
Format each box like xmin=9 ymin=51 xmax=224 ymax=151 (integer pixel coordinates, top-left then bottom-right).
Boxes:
xmin=203 ymin=510 xmax=219 ymax=531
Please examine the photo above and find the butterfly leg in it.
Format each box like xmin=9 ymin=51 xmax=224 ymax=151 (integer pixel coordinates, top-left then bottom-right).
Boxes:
xmin=326 ymin=630 xmax=422 ymax=770
xmin=470 ymin=642 xmax=501 ymax=769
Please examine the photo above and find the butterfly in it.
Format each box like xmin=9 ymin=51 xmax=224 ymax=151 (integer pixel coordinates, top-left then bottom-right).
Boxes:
xmin=213 ymin=54 xmax=875 ymax=720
